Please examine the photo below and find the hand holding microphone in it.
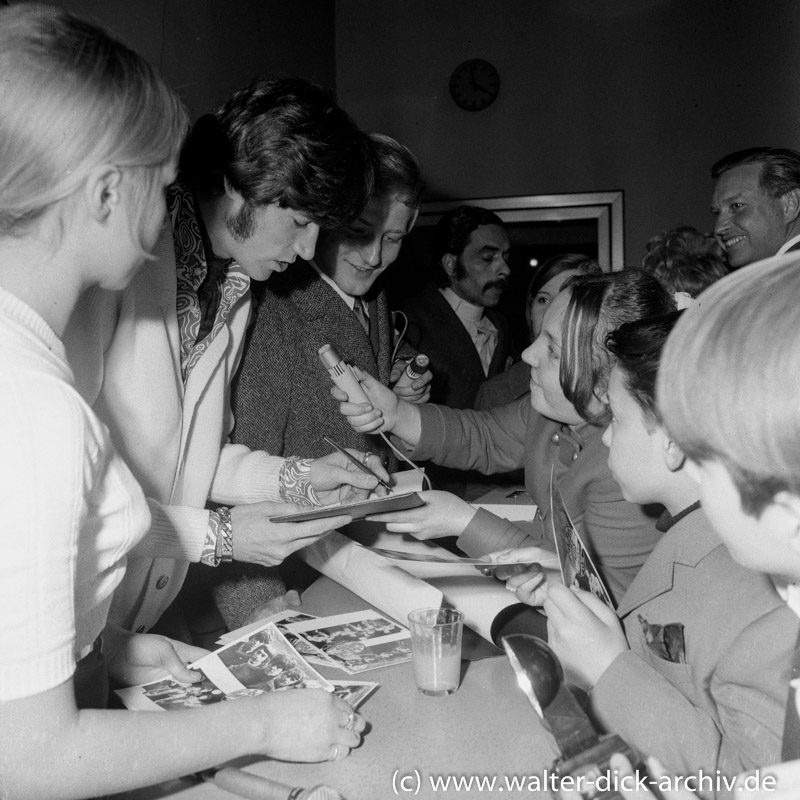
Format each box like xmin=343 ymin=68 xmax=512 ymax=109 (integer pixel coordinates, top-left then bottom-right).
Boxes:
xmin=319 ymin=344 xmax=423 ymax=444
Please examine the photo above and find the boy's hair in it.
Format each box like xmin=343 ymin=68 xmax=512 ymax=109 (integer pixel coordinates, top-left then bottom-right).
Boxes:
xmin=560 ymin=268 xmax=676 ymax=426
xmin=658 ymin=253 xmax=800 ymax=515
xmin=179 ymin=77 xmax=372 ymax=230
xmin=367 ymin=132 xmax=425 ymax=210
xmin=641 ymin=226 xmax=728 ymax=298
xmin=605 ymin=312 xmax=683 ymax=429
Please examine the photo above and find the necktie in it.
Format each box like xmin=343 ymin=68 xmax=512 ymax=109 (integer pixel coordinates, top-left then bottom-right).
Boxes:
xmin=353 ymin=297 xmax=370 ymax=336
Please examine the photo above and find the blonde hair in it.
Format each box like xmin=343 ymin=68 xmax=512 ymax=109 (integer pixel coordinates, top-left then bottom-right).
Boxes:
xmin=0 ymin=4 xmax=188 ymax=244
xmin=658 ymin=253 xmax=800 ymax=514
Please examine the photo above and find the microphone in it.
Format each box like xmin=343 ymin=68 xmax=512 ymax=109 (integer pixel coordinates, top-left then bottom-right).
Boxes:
xmin=318 ymin=344 xmax=370 ymax=405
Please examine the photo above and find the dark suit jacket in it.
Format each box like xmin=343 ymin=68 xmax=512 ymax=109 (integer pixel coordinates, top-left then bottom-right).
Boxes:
xmin=400 ymin=282 xmax=512 ymax=410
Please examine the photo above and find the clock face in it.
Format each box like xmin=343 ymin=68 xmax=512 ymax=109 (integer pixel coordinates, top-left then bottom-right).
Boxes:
xmin=449 ymin=58 xmax=500 ymax=111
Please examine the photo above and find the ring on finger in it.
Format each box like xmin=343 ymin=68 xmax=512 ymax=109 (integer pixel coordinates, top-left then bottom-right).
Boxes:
xmin=344 ymin=710 xmax=356 ymax=731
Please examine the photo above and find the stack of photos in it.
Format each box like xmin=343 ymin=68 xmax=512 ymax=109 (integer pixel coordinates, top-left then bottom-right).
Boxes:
xmin=116 ymin=620 xmax=378 ymax=711
xmin=283 ymin=609 xmax=413 ymax=674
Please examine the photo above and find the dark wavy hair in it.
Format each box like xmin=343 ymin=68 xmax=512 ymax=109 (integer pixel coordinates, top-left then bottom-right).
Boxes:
xmin=560 ymin=269 xmax=676 ymax=426
xmin=430 ymin=205 xmax=505 ymax=287
xmin=605 ymin=311 xmax=683 ymax=428
xmin=711 ymin=147 xmax=800 ymax=198
xmin=179 ymin=77 xmax=373 ymax=230
xmin=641 ymin=225 xmax=728 ymax=297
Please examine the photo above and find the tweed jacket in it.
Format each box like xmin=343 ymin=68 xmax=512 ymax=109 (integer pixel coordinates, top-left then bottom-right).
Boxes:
xmin=591 ymin=507 xmax=798 ymax=797
xmin=231 ymin=260 xmax=402 ymax=466
xmin=411 ymin=397 xmax=662 ymax=604
xmin=400 ymin=282 xmax=512 ymax=409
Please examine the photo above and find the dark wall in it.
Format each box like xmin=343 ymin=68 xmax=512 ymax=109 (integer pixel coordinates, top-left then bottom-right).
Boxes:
xmin=335 ymin=0 xmax=800 ymax=264
xmin=48 ymin=0 xmax=336 ymax=120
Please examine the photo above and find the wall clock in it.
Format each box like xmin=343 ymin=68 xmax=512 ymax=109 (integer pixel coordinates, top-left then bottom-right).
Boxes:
xmin=449 ymin=58 xmax=500 ymax=111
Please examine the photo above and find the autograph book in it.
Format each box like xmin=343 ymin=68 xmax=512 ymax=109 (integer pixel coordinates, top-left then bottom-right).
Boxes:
xmin=269 ymin=491 xmax=424 ymax=523
xmin=549 ymin=467 xmax=614 ymax=608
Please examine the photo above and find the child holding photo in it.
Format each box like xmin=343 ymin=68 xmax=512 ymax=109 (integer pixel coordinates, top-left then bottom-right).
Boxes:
xmin=495 ymin=310 xmax=797 ymax=796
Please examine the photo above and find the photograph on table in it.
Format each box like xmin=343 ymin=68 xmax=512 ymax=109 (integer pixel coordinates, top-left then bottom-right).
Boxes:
xmin=220 ymin=610 xmax=339 ymax=668
xmin=116 ymin=623 xmax=333 ymax=710
xmin=330 ymin=680 xmax=380 ymax=709
xmin=284 ymin=609 xmax=413 ymax=674
xmin=130 ymin=670 xmax=226 ymax=711
xmin=549 ymin=468 xmax=614 ymax=608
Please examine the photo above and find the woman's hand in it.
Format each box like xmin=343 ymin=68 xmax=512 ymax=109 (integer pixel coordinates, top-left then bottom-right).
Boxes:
xmin=366 ymin=490 xmax=476 ymax=539
xmin=544 ymin=584 xmax=628 ymax=691
xmin=332 ymin=366 xmax=423 ymax=443
xmin=254 ymin=690 xmax=366 ymax=762
xmin=105 ymin=627 xmax=208 ymax=687
xmin=482 ymin=546 xmax=562 ymax=606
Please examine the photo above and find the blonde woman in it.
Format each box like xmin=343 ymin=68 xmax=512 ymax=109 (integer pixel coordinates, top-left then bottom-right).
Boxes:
xmin=0 ymin=7 xmax=363 ymax=799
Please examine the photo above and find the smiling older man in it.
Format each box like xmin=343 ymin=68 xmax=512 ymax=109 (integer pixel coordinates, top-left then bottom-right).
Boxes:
xmin=710 ymin=147 xmax=800 ymax=268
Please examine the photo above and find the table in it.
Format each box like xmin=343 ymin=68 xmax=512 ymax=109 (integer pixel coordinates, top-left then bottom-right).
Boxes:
xmin=113 ymin=577 xmax=560 ymax=800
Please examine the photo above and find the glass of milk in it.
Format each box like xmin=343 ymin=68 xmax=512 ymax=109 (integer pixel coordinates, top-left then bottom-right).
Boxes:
xmin=407 ymin=607 xmax=464 ymax=696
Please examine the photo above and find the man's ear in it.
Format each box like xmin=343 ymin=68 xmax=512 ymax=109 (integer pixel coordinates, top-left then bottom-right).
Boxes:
xmin=781 ymin=188 xmax=800 ymax=223
xmin=771 ymin=491 xmax=800 ymax=556
xmin=223 ymin=175 xmax=242 ymax=202
xmin=660 ymin=432 xmax=686 ymax=473
xmin=85 ymin=165 xmax=122 ymax=223
xmin=442 ymin=253 xmax=458 ymax=279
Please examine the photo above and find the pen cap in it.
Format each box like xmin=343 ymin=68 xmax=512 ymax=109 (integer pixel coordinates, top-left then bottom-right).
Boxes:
xmin=405 ymin=353 xmax=430 ymax=380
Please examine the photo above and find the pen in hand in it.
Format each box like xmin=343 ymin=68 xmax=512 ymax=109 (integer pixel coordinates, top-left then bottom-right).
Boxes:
xmin=322 ymin=435 xmax=392 ymax=491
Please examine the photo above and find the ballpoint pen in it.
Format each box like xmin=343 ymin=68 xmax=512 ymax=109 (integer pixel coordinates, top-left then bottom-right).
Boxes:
xmin=322 ymin=435 xmax=392 ymax=491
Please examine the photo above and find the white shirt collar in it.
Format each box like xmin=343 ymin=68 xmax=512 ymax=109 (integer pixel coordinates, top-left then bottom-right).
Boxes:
xmin=440 ymin=286 xmax=485 ymax=323
xmin=773 ymin=578 xmax=800 ymax=620
xmin=309 ymin=260 xmax=359 ymax=312
xmin=777 ymin=233 xmax=800 ymax=256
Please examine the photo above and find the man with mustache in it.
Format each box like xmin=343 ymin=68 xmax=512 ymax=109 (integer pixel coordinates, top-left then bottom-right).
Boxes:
xmin=401 ymin=205 xmax=513 ymax=410
xmin=710 ymin=147 xmax=800 ymax=269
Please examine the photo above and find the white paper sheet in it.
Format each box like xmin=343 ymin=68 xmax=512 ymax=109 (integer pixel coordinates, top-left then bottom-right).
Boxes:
xmin=300 ymin=531 xmax=444 ymax=625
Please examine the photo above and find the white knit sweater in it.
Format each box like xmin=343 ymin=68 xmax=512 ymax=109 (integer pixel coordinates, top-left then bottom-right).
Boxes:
xmin=0 ymin=287 xmax=150 ymax=700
